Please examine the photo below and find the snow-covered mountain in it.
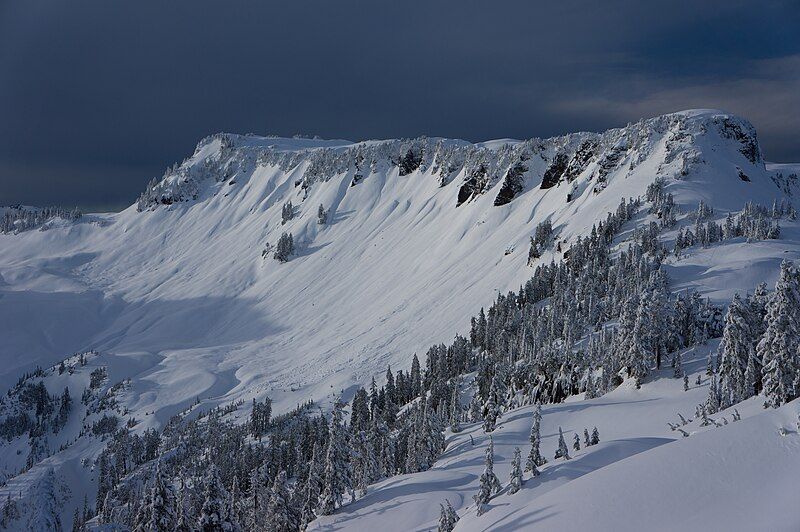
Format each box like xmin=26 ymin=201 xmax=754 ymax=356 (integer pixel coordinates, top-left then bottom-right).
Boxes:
xmin=1 ymin=109 xmax=799 ymax=531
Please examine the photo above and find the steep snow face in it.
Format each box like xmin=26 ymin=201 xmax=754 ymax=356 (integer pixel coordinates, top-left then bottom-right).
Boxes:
xmin=0 ymin=110 xmax=790 ymax=424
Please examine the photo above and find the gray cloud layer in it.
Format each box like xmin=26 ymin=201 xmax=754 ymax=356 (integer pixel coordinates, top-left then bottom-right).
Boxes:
xmin=1 ymin=1 xmax=798 ymax=210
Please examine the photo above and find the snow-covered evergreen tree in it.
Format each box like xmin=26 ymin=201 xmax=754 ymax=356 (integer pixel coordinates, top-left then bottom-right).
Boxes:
xmin=508 ymin=447 xmax=523 ymax=494
xmin=525 ymin=405 xmax=546 ymax=472
xmin=717 ymin=293 xmax=755 ymax=408
xmin=352 ymin=430 xmax=378 ymax=498
xmin=266 ymin=470 xmax=298 ymax=532
xmin=175 ymin=478 xmax=191 ymax=532
xmin=483 ymin=368 xmax=506 ymax=432
xmin=554 ymin=426 xmax=570 ymax=460
xmin=449 ymin=382 xmax=462 ymax=433
xmin=142 ymin=463 xmax=177 ymax=532
xmin=482 ymin=389 xmax=500 ymax=433
xmin=706 ymin=374 xmax=721 ymax=413
xmin=673 ymin=352 xmax=683 ymax=379
xmin=197 ymin=464 xmax=234 ymax=532
xmin=273 ymin=232 xmax=295 ymax=263
xmin=473 ymin=437 xmax=501 ymax=516
xmin=281 ymin=200 xmax=294 ymax=224
xmin=410 ymin=354 xmax=422 ymax=398
xmin=437 ymin=500 xmax=459 ymax=532
xmin=757 ymin=261 xmax=800 ymax=407
xmin=320 ymin=401 xmax=351 ymax=515
xmin=300 ymin=442 xmax=324 ymax=529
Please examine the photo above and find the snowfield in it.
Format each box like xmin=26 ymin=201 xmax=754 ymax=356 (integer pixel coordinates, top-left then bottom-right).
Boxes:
xmin=1 ymin=109 xmax=799 ymax=530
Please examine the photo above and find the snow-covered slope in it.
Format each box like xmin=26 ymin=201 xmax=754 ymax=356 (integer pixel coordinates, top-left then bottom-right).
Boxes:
xmin=0 ymin=110 xmax=785 ymax=413
xmin=313 ymin=348 xmax=800 ymax=532
xmin=0 ymin=109 xmax=798 ymax=529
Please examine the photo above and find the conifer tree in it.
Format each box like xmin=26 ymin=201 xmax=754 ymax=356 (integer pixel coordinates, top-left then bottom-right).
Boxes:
xmin=591 ymin=427 xmax=600 ymax=445
xmin=353 ymin=430 xmax=378 ymax=498
xmin=198 ymin=464 xmax=233 ymax=532
xmin=525 ymin=405 xmax=546 ymax=472
xmin=244 ymin=465 xmax=269 ymax=531
xmin=300 ymin=443 xmax=324 ymax=529
xmin=483 ymin=390 xmax=500 ymax=433
xmin=449 ymin=382 xmax=462 ymax=433
xmin=706 ymin=374 xmax=721 ymax=413
xmin=437 ymin=500 xmax=459 ymax=532
xmin=758 ymin=261 xmax=800 ymax=407
xmin=473 ymin=437 xmax=501 ymax=516
xmin=744 ymin=352 xmax=758 ymax=399
xmin=273 ymin=232 xmax=295 ymax=263
xmin=508 ymin=447 xmax=523 ymax=494
xmin=281 ymin=200 xmax=294 ymax=224
xmin=175 ymin=479 xmax=191 ymax=532
xmin=145 ymin=463 xmax=176 ymax=532
xmin=673 ymin=352 xmax=683 ymax=379
xmin=133 ymin=489 xmax=153 ymax=531
xmin=266 ymin=471 xmax=298 ymax=532
xmin=483 ymin=369 xmax=506 ymax=432
xmin=573 ymin=433 xmax=581 ymax=452
xmin=382 ymin=367 xmax=399 ymax=427
xmin=405 ymin=420 xmax=420 ymax=474
xmin=554 ymin=427 xmax=570 ymax=460
xmin=717 ymin=294 xmax=753 ymax=408
xmin=320 ymin=401 xmax=351 ymax=515
xmin=229 ymin=475 xmax=242 ymax=529
xmin=410 ymin=355 xmax=422 ymax=398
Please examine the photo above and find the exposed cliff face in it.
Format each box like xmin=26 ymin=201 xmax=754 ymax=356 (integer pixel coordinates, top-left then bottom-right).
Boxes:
xmin=136 ymin=109 xmax=768 ymax=214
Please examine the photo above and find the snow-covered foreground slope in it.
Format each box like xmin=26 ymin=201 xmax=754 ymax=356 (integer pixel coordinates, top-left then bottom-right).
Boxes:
xmin=313 ymin=348 xmax=800 ymax=531
xmin=1 ymin=109 xmax=799 ymax=529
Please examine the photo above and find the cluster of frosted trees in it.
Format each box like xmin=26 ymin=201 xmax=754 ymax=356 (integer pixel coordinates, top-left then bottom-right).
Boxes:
xmin=96 ymin=376 xmax=448 ymax=531
xmin=0 ymin=205 xmax=81 ymax=233
xmin=673 ymin=200 xmax=788 ymax=255
xmin=710 ymin=260 xmax=800 ymax=411
xmin=526 ymin=219 xmax=554 ymax=264
xmin=0 ymin=372 xmax=73 ymax=471
xmin=463 ymin=406 xmax=600 ymax=523
xmin=273 ymin=233 xmax=295 ymax=262
xmin=281 ymin=201 xmax=295 ymax=224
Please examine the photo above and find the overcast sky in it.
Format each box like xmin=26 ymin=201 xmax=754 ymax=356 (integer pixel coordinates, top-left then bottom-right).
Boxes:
xmin=1 ymin=1 xmax=798 ymax=211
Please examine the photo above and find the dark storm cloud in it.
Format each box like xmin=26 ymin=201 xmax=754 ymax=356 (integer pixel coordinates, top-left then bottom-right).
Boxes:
xmin=1 ymin=1 xmax=798 ymax=210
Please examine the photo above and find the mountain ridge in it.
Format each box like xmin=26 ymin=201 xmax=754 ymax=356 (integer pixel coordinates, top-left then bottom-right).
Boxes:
xmin=1 ymin=108 xmax=799 ymax=530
